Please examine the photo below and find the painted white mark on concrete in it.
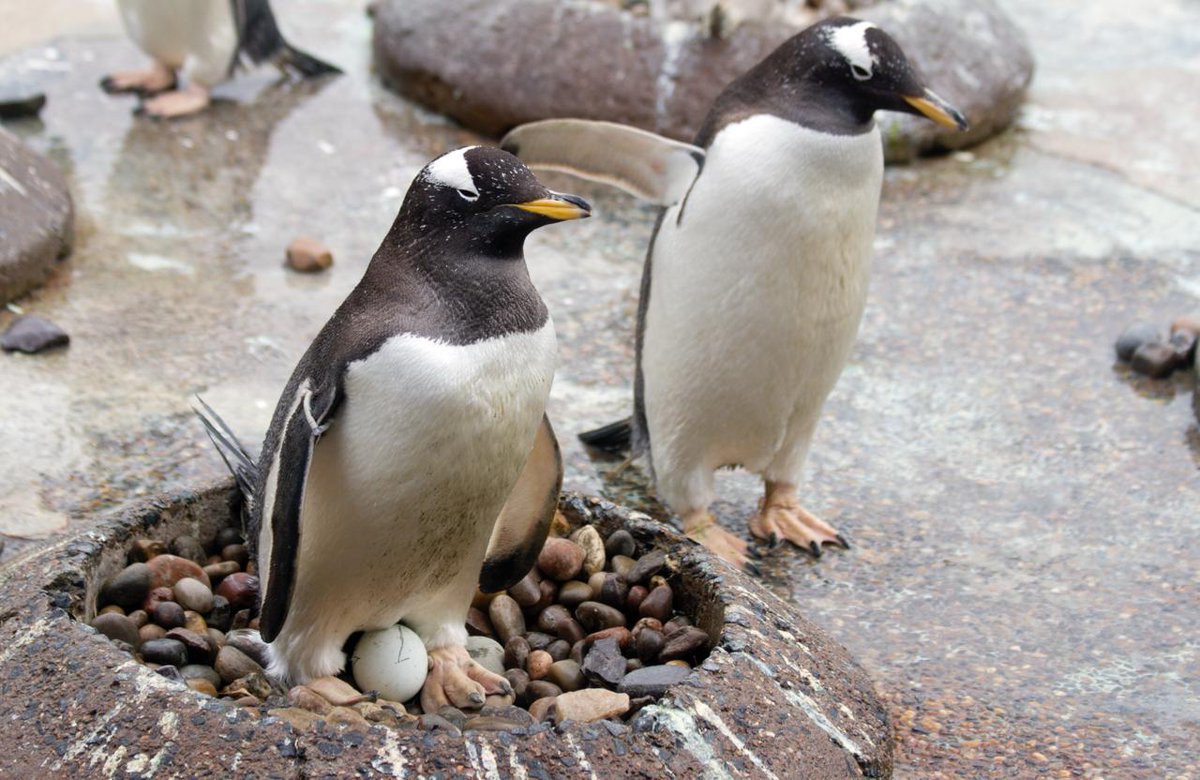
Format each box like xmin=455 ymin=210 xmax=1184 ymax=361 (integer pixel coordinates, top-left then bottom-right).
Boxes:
xmin=692 ymin=700 xmax=781 ymax=780
xmin=0 ymin=164 xmax=29 ymax=196
xmin=637 ymin=705 xmax=733 ymax=780
xmin=505 ymin=743 xmax=531 ymax=780
xmin=564 ymin=733 xmax=599 ymax=779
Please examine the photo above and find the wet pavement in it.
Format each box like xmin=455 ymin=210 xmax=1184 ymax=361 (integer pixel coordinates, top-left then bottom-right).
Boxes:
xmin=1 ymin=0 xmax=1197 ymax=777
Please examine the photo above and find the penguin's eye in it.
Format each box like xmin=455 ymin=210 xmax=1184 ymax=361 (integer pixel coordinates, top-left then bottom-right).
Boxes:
xmin=456 ymin=189 xmax=479 ymax=202
xmin=850 ymin=64 xmax=871 ymax=81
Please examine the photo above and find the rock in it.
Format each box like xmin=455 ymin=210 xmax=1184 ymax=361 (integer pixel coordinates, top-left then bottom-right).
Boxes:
xmin=172 ymin=578 xmax=214 ymax=614
xmin=599 ymin=574 xmax=630 ymax=609
xmin=626 ymin=550 xmax=666 ymax=585
xmin=527 ymin=696 xmax=556 ymax=723
xmin=224 ymin=629 xmax=272 ymax=668
xmin=604 ymin=530 xmax=636 ymax=560
xmin=1169 ymin=329 xmax=1197 ymax=365
xmin=586 ymin=626 xmax=633 ymax=652
xmin=289 ymin=685 xmax=334 ymax=715
xmin=436 ymin=706 xmax=468 ymax=730
xmin=168 ymin=535 xmax=208 ymax=567
xmin=147 ymin=555 xmax=211 ymax=591
xmin=527 ymin=649 xmax=553 ymax=680
xmin=1130 ymin=342 xmax=1179 ymax=378
xmin=484 ymin=693 xmax=515 ymax=709
xmin=285 ymin=237 xmax=334 ymax=273
xmin=183 ymin=611 xmax=208 ymax=635
xmin=555 ymin=619 xmax=585 ymax=646
xmin=214 ymin=645 xmax=264 ymax=685
xmin=141 ymin=638 xmax=187 ymax=667
xmin=547 ymin=659 xmax=584 ymax=692
xmin=417 ymin=713 xmax=461 ymax=736
xmin=507 ymin=572 xmax=541 ymax=607
xmin=626 ymin=585 xmax=648 ymax=616
xmin=582 ymin=637 xmax=626 ymax=687
xmin=503 ymin=636 xmax=530 ymax=671
xmin=535 ymin=604 xmax=572 ymax=635
xmin=129 ymin=539 xmax=166 ymax=563
xmin=587 ymin=571 xmax=608 ymax=597
xmin=127 ymin=610 xmax=148 ymax=629
xmin=636 ymin=628 xmax=665 ymax=663
xmin=233 ymin=695 xmax=263 ymax=708
xmin=463 ymin=715 xmax=526 ymax=732
xmin=570 ymin=525 xmax=606 ymax=575
xmin=350 ymin=624 xmax=427 ymax=703
xmin=142 ymin=586 xmax=174 ymax=613
xmin=0 ymin=89 xmax=46 ymax=120
xmin=0 ymin=128 xmax=73 ymax=304
xmin=659 ymin=626 xmax=710 ymax=662
xmin=270 ymin=707 xmax=325 ymax=733
xmin=524 ymin=680 xmax=562 ymax=702
xmin=618 ymin=664 xmax=690 ymax=698
xmin=551 ymin=689 xmax=631 ymax=723
xmin=535 ymin=579 xmax=558 ymax=611
xmin=576 ymin=601 xmax=626 ymax=633
xmin=639 ymin=584 xmax=674 ymax=622
xmin=503 ymin=669 xmax=529 ymax=701
xmin=479 ymin=704 xmax=534 ymax=727
xmin=91 ymin=613 xmax=140 ymax=649
xmin=214 ymin=572 xmax=258 ymax=610
xmin=207 ymin=595 xmax=232 ymax=632
xmin=152 ymin=601 xmax=186 ymax=630
xmin=100 ymin=563 xmax=152 ymax=611
xmin=165 ymin=628 xmax=216 ymax=665
xmin=207 ymin=628 xmax=225 ymax=648
xmin=545 ymin=639 xmax=571 ymax=661
xmin=221 ymin=544 xmax=249 ymax=568
xmin=187 ymin=679 xmax=219 ymax=697
xmin=138 ymin=624 xmax=166 ymax=644
xmin=466 ymin=606 xmax=494 ymax=637
xmin=537 ymin=537 xmax=585 ymax=581
xmin=524 ymin=631 xmax=553 ymax=651
xmin=466 ymin=636 xmax=506 ymax=676
xmin=487 ymin=594 xmax=526 ymax=644
xmin=180 ymin=664 xmax=222 ymax=688
xmin=1115 ymin=322 xmax=1161 ymax=362
xmin=557 ymin=580 xmax=593 ymax=609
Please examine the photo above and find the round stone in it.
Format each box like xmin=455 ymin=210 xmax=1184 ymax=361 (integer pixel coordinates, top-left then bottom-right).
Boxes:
xmin=172 ymin=578 xmax=214 ymax=614
xmin=537 ymin=537 xmax=585 ymax=581
xmin=152 ymin=601 xmax=186 ymax=630
xmin=1115 ymin=322 xmax=1161 ymax=362
xmin=147 ymin=555 xmax=211 ymax=590
xmin=215 ymin=572 xmax=259 ymax=610
xmin=168 ymin=536 xmax=208 ymax=567
xmin=90 ymin=612 xmax=139 ymax=649
xmin=557 ymin=581 xmax=593 ymax=609
xmin=570 ymin=525 xmax=606 ymax=576
xmin=141 ymin=638 xmax=187 ymax=667
xmin=350 ymin=624 xmax=428 ymax=703
xmin=604 ymin=530 xmax=636 ymax=560
xmin=214 ymin=645 xmax=264 ymax=686
xmin=100 ymin=563 xmax=152 ymax=612
xmin=466 ymin=636 xmax=506 ymax=676
xmin=487 ymin=594 xmax=525 ymax=645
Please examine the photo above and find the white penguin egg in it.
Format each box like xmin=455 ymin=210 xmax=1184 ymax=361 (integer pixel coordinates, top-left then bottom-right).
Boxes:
xmin=350 ymin=624 xmax=428 ymax=703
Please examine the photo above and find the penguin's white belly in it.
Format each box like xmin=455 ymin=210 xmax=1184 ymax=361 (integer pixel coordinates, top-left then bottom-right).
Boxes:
xmin=274 ymin=323 xmax=556 ymax=651
xmin=117 ymin=0 xmax=237 ymax=86
xmin=643 ymin=115 xmax=883 ymax=489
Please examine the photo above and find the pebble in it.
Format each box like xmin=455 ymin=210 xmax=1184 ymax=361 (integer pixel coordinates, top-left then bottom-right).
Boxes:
xmin=479 ymin=704 xmax=534 ymax=727
xmin=173 ymin=578 xmax=214 ymax=613
xmin=215 ymin=527 xmax=243 ymax=549
xmin=465 ymin=606 xmax=493 ymax=637
xmin=127 ymin=610 xmax=148 ymax=629
xmin=180 ymin=664 xmax=222 ymax=689
xmin=271 ymin=707 xmax=324 ymax=733
xmin=188 ymin=679 xmax=219 ymax=697
xmin=206 ymin=595 xmax=232 ymax=632
xmin=488 ymin=594 xmax=525 ymax=644
xmin=504 ymin=636 xmax=531 ymax=671
xmin=636 ymin=628 xmax=665 ymax=663
xmin=141 ymin=638 xmax=188 ymax=667
xmin=545 ymin=639 xmax=571 ymax=661
xmin=165 ymin=628 xmax=216 ymax=665
xmin=527 ymin=649 xmax=553 ymax=680
xmin=507 ymin=572 xmax=541 ymax=607
xmin=547 ymin=659 xmax=584 ymax=692
xmin=97 ymin=604 xmax=124 ymax=616
xmin=463 ymin=715 xmax=526 ymax=732
xmin=582 ymin=637 xmax=626 ymax=687
xmin=528 ymin=696 xmax=556 ymax=722
xmin=1114 ymin=322 xmax=1160 ymax=361
xmin=534 ymin=578 xmax=558 ymax=611
xmin=289 ymin=685 xmax=333 ymax=715
xmin=604 ymin=529 xmax=636 ymax=560
xmin=169 ymin=536 xmax=208 ymax=567
xmin=286 ymin=237 xmax=334 ymax=273
xmin=556 ymin=618 xmax=585 ymax=645
xmin=537 ymin=537 xmax=585 ymax=581
xmin=152 ymin=601 xmax=186 ymax=630
xmin=148 ymin=555 xmax=211 ymax=590
xmin=610 ymin=555 xmax=636 ymax=578
xmin=129 ymin=539 xmax=166 ymax=563
xmin=203 ymin=561 xmax=239 ymax=582
xmin=139 ymin=624 xmax=166 ymax=644
xmin=214 ymin=645 xmax=263 ymax=685
xmin=154 ymin=665 xmax=184 ymax=684
xmin=504 ymin=669 xmax=529 ymax=700
xmin=226 ymin=672 xmax=273 ymax=701
xmin=101 ymin=563 xmax=152 ymax=611
xmin=215 ymin=572 xmax=259 ymax=610
xmin=535 ymin=604 xmax=572 ymax=635
xmin=576 ymin=601 xmax=626 ymax=632
xmin=599 ymin=574 xmax=629 ymax=609
xmin=639 ymin=584 xmax=674 ymax=622
xmin=183 ymin=611 xmax=208 ymax=635
xmin=1169 ymin=328 xmax=1197 ymax=364
xmin=1130 ymin=341 xmax=1179 ymax=378
xmin=618 ymin=664 xmax=689 ymax=697
xmin=142 ymin=586 xmax=174 ymax=613
xmin=91 ymin=613 xmax=140 ymax=649
xmin=586 ymin=626 xmax=632 ymax=651
xmin=224 ymin=629 xmax=271 ymax=668
xmin=551 ymin=689 xmax=631 ymax=723
xmin=466 ymin=636 xmax=506 ymax=676
xmin=524 ymin=680 xmax=562 ymax=702
xmin=417 ymin=713 xmax=461 ymax=736
xmin=0 ymin=315 xmax=69 ymax=354
xmin=626 ymin=550 xmax=665 ymax=585
xmin=626 ymin=585 xmax=648 ymax=615
xmin=557 ymin=580 xmax=593 ymax=609
xmin=222 ymin=544 xmax=249 ymax=568
xmin=660 ymin=626 xmax=709 ymax=662
xmin=571 ymin=525 xmax=606 ymax=575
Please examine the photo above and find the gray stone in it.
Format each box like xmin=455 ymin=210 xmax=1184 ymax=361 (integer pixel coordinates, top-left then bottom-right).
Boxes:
xmin=1 ymin=315 xmax=68 ymax=354
xmin=214 ymin=645 xmax=263 ymax=685
xmin=168 ymin=535 xmax=209 ymax=567
xmin=172 ymin=577 xmax=214 ymax=614
xmin=0 ymin=127 xmax=72 ymax=304
xmin=582 ymin=637 xmax=626 ymax=688
xmin=140 ymin=638 xmax=187 ymax=667
xmin=618 ymin=664 xmax=690 ymax=698
xmin=604 ymin=530 xmax=636 ymax=560
xmin=100 ymin=563 xmax=152 ymax=612
xmin=90 ymin=613 xmax=140 ymax=649
xmin=466 ymin=635 xmax=506 ymax=676
xmin=1115 ymin=322 xmax=1161 ymax=362
xmin=0 ymin=88 xmax=45 ymax=119
xmin=180 ymin=664 xmax=223 ymax=689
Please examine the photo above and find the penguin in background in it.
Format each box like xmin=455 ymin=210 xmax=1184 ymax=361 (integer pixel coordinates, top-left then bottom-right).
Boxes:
xmin=101 ymin=0 xmax=341 ymax=118
xmin=197 ymin=147 xmax=590 ymax=711
xmin=502 ymin=17 xmax=968 ymax=571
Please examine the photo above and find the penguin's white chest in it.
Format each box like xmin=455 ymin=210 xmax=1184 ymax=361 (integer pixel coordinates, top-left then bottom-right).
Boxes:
xmin=117 ymin=0 xmax=238 ymax=86
xmin=643 ymin=115 xmax=883 ymax=476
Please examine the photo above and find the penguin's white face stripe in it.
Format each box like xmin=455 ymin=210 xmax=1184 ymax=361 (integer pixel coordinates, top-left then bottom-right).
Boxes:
xmin=826 ymin=22 xmax=877 ymax=80
xmin=423 ymin=146 xmax=481 ymax=196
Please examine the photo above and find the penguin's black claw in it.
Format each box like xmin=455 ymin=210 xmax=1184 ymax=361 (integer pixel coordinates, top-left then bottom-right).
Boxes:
xmin=468 ymin=690 xmax=485 ymax=707
xmin=99 ymin=76 xmax=118 ymax=94
xmin=808 ymin=540 xmax=823 ymax=558
xmin=768 ymin=532 xmax=783 ymax=550
xmin=835 ymin=533 xmax=850 ymax=549
xmin=499 ymin=680 xmax=514 ymax=696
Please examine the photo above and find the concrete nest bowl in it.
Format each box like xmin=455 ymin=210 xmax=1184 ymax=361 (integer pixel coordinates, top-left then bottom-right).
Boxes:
xmin=0 ymin=482 xmax=892 ymax=777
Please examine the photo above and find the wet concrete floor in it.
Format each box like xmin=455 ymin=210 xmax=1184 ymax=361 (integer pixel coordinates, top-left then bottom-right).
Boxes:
xmin=1 ymin=0 xmax=1197 ymax=777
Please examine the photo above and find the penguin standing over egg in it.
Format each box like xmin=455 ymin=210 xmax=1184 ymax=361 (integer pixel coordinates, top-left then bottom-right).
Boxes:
xmin=503 ymin=17 xmax=969 ymax=570
xmin=101 ymin=0 xmax=340 ymax=117
xmin=198 ymin=147 xmax=590 ymax=710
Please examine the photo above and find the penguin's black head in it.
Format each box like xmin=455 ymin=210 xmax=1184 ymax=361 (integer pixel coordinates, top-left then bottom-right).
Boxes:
xmin=776 ymin=17 xmax=969 ymax=132
xmin=402 ymin=146 xmax=590 ymax=256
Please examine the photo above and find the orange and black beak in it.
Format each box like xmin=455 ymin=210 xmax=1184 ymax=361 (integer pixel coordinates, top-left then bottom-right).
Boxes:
xmin=903 ymin=88 xmax=969 ymax=131
xmin=511 ymin=191 xmax=592 ymax=221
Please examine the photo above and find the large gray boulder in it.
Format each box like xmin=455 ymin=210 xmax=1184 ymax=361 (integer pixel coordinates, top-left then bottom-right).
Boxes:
xmin=0 ymin=127 xmax=73 ymax=303
xmin=373 ymin=0 xmax=1033 ymax=160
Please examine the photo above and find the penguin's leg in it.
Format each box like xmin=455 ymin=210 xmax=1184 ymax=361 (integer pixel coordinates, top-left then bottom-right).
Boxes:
xmin=749 ymin=480 xmax=848 ymax=556
xmin=100 ymin=60 xmax=177 ymax=96
xmin=140 ymin=82 xmax=211 ymax=118
xmin=660 ymin=464 xmax=758 ymax=573
xmin=681 ymin=508 xmax=759 ymax=574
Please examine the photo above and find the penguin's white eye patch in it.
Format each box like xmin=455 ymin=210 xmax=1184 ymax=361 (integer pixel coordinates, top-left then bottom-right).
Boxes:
xmin=826 ymin=21 xmax=877 ymax=82
xmin=457 ymin=188 xmax=479 ymax=202
xmin=851 ymin=64 xmax=871 ymax=81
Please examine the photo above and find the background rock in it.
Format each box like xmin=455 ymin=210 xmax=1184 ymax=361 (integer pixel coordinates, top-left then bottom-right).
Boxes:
xmin=0 ymin=127 xmax=72 ymax=304
xmin=372 ymin=0 xmax=1032 ymax=160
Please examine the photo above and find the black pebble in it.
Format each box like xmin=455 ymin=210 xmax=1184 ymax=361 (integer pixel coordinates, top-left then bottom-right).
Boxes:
xmin=2 ymin=316 xmax=69 ymax=354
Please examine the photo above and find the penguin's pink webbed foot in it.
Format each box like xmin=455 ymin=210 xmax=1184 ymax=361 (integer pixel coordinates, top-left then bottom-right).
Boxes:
xmin=100 ymin=61 xmax=176 ymax=95
xmin=683 ymin=509 xmax=760 ymax=576
xmin=140 ymin=84 xmax=211 ymax=118
xmin=421 ymin=645 xmax=511 ymax=713
xmin=749 ymin=481 xmax=848 ymax=556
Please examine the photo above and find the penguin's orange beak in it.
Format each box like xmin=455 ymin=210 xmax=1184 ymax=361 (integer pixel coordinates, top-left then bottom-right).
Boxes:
xmin=904 ymin=89 xmax=969 ymax=131
xmin=512 ymin=192 xmax=592 ymax=221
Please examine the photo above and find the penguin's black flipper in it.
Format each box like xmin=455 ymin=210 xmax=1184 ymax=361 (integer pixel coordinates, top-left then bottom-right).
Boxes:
xmin=479 ymin=414 xmax=563 ymax=593
xmin=259 ymin=381 xmax=339 ymax=643
xmin=232 ymin=0 xmax=342 ymax=78
xmin=578 ymin=417 xmax=633 ymax=455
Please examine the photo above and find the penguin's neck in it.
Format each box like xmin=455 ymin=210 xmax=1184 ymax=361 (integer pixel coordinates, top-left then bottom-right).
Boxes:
xmin=699 ymin=72 xmax=874 ymax=146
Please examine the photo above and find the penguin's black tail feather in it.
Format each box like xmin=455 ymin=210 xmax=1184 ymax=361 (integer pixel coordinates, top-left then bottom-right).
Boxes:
xmin=193 ymin=395 xmax=259 ymax=505
xmin=578 ymin=417 xmax=634 ymax=454
xmin=278 ymin=44 xmax=342 ymax=78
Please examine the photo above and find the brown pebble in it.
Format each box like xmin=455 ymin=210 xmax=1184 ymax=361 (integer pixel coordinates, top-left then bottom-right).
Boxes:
xmin=139 ymin=624 xmax=167 ymax=644
xmin=598 ymin=572 xmax=629 ymax=608
xmin=666 ymin=659 xmax=691 ymax=668
xmin=503 ymin=636 xmax=530 ymax=671
xmin=98 ymin=605 xmax=125 ymax=616
xmin=570 ymin=525 xmax=606 ymax=576
xmin=528 ymin=696 xmax=556 ymax=722
xmin=626 ymin=585 xmax=648 ymax=616
xmin=534 ymin=579 xmax=558 ymax=612
xmin=556 ymin=581 xmax=593 ymax=609
xmin=604 ymin=530 xmax=636 ymax=560
xmin=207 ymin=628 xmax=226 ymax=648
xmin=483 ymin=693 xmax=515 ymax=709
xmin=101 ymin=563 xmax=153 ymax=612
xmin=660 ymin=626 xmax=709 ymax=662
xmin=466 ymin=607 xmax=494 ymax=637
xmin=636 ymin=628 xmax=665 ymax=663
xmin=648 ymin=574 xmax=668 ymax=591
xmin=165 ymin=628 xmax=216 ymax=665
xmin=127 ymin=610 xmax=148 ymax=629
xmin=551 ymin=689 xmax=630 ymax=723
xmin=91 ymin=612 xmax=140 ymax=648
xmin=525 ymin=631 xmax=553 ymax=651
xmin=555 ymin=618 xmax=585 ymax=646
xmin=328 ymin=706 xmax=370 ymax=729
xmin=631 ymin=617 xmax=663 ymax=638
xmin=285 ymin=237 xmax=334 ymax=273
xmin=202 ymin=561 xmax=240 ymax=582
xmin=152 ymin=601 xmax=186 ymax=630
xmin=545 ymin=639 xmax=571 ymax=662
xmin=221 ymin=544 xmax=249 ymax=568
xmin=129 ymin=539 xmax=166 ymax=563
xmin=625 ymin=658 xmax=644 ymax=673
xmin=142 ymin=586 xmax=174 ymax=613
xmin=504 ymin=669 xmax=530 ymax=701
xmin=487 ymin=594 xmax=525 ymax=645
xmin=547 ymin=659 xmax=584 ymax=692
xmin=527 ymin=650 xmax=553 ymax=680
xmin=537 ymin=537 xmax=586 ymax=581
xmin=507 ymin=572 xmax=541 ymax=607
xmin=147 ymin=554 xmax=211 ymax=590
xmin=1130 ymin=341 xmax=1180 ymax=378
xmin=173 ymin=577 xmax=214 ymax=614
xmin=525 ymin=680 xmax=562 ymax=702
xmin=535 ymin=604 xmax=572 ymax=635
xmin=234 ymin=696 xmax=262 ymax=708
xmin=575 ymin=601 xmax=626 ymax=633
xmin=471 ymin=589 xmax=494 ymax=610
xmin=215 ymin=645 xmax=264 ymax=685
xmin=289 ymin=685 xmax=333 ymax=715
xmin=169 ymin=536 xmax=208 ymax=567
xmin=639 ymin=584 xmax=674 ymax=622
xmin=569 ymin=640 xmax=586 ymax=666
xmin=183 ymin=611 xmax=208 ymax=635
xmin=187 ymin=679 xmax=218 ymax=697
xmin=1170 ymin=328 xmax=1197 ymax=364
xmin=270 ymin=707 xmax=324 ymax=732
xmin=609 ymin=555 xmax=636 ymax=578
xmin=215 ymin=572 xmax=259 ymax=610
xmin=626 ymin=550 xmax=666 ymax=585
xmin=586 ymin=626 xmax=633 ymax=652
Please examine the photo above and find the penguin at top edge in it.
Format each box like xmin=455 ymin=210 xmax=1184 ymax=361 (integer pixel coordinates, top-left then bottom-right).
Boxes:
xmin=501 ymin=17 xmax=968 ymax=572
xmin=101 ymin=0 xmax=341 ymax=118
xmin=196 ymin=146 xmax=590 ymax=711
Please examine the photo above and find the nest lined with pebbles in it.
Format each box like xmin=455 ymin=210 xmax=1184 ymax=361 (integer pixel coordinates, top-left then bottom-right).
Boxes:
xmin=86 ymin=513 xmax=711 ymax=735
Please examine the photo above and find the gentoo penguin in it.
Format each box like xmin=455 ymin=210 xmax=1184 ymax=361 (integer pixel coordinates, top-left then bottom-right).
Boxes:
xmin=101 ymin=0 xmax=340 ymax=118
xmin=502 ymin=17 xmax=967 ymax=570
xmin=195 ymin=146 xmax=590 ymax=710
